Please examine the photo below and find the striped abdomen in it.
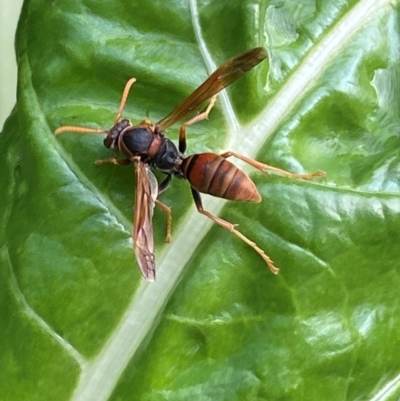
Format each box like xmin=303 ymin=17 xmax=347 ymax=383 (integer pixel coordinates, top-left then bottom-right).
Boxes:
xmin=181 ymin=153 xmax=261 ymax=202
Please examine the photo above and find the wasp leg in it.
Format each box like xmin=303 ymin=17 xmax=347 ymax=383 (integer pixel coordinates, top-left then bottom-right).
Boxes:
xmin=158 ymin=174 xmax=172 ymax=195
xmin=155 ymin=200 xmax=172 ymax=243
xmin=95 ymin=158 xmax=131 ymax=165
xmin=190 ymin=187 xmax=279 ymax=274
xmin=220 ymin=151 xmax=325 ymax=180
xmin=178 ymin=95 xmax=218 ymax=154
xmin=114 ymin=78 xmax=137 ymax=124
xmin=155 ymin=175 xmax=173 ymax=243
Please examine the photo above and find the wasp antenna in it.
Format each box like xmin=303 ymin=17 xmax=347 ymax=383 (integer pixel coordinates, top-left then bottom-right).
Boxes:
xmin=54 ymin=126 xmax=108 ymax=135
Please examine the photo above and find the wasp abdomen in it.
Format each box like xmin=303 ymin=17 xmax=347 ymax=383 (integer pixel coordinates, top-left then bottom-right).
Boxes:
xmin=181 ymin=153 xmax=261 ymax=202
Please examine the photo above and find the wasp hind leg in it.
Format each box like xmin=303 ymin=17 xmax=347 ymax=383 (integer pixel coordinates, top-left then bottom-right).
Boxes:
xmin=220 ymin=151 xmax=325 ymax=180
xmin=190 ymin=187 xmax=279 ymax=274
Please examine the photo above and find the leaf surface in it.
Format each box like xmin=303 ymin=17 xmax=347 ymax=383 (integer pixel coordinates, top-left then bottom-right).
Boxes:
xmin=1 ymin=0 xmax=400 ymax=400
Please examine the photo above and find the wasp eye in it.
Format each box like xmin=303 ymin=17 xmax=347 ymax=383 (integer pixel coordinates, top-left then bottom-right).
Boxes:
xmin=104 ymin=135 xmax=114 ymax=148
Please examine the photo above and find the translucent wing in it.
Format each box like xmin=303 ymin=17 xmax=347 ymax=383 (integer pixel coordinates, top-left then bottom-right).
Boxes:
xmin=156 ymin=47 xmax=267 ymax=131
xmin=133 ymin=161 xmax=159 ymax=281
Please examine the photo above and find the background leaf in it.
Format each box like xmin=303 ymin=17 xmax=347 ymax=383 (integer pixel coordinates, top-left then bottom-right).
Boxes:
xmin=1 ymin=0 xmax=400 ymax=400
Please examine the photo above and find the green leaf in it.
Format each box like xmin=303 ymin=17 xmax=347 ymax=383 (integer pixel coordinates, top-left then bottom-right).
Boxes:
xmin=1 ymin=0 xmax=400 ymax=400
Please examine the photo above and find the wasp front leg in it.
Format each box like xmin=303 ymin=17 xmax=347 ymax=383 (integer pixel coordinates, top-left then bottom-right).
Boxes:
xmin=95 ymin=157 xmax=132 ymax=166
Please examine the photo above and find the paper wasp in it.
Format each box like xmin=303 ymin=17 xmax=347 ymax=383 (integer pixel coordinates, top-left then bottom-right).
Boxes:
xmin=55 ymin=47 xmax=324 ymax=281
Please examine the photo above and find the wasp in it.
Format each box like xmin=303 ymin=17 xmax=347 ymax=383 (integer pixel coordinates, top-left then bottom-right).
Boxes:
xmin=55 ymin=47 xmax=324 ymax=281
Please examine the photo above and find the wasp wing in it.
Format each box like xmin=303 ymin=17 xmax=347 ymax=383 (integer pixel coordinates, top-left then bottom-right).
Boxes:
xmin=133 ymin=161 xmax=159 ymax=281
xmin=157 ymin=47 xmax=267 ymax=131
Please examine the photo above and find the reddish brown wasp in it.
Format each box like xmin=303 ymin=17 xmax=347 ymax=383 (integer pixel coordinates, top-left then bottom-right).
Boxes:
xmin=55 ymin=47 xmax=324 ymax=281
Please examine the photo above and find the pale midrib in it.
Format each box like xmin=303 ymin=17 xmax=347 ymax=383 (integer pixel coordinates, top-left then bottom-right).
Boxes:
xmin=369 ymin=373 xmax=400 ymax=401
xmin=70 ymin=1 xmax=394 ymax=401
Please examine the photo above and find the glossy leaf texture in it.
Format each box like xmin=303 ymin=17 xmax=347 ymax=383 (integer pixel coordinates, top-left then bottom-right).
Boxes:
xmin=1 ymin=0 xmax=400 ymax=400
